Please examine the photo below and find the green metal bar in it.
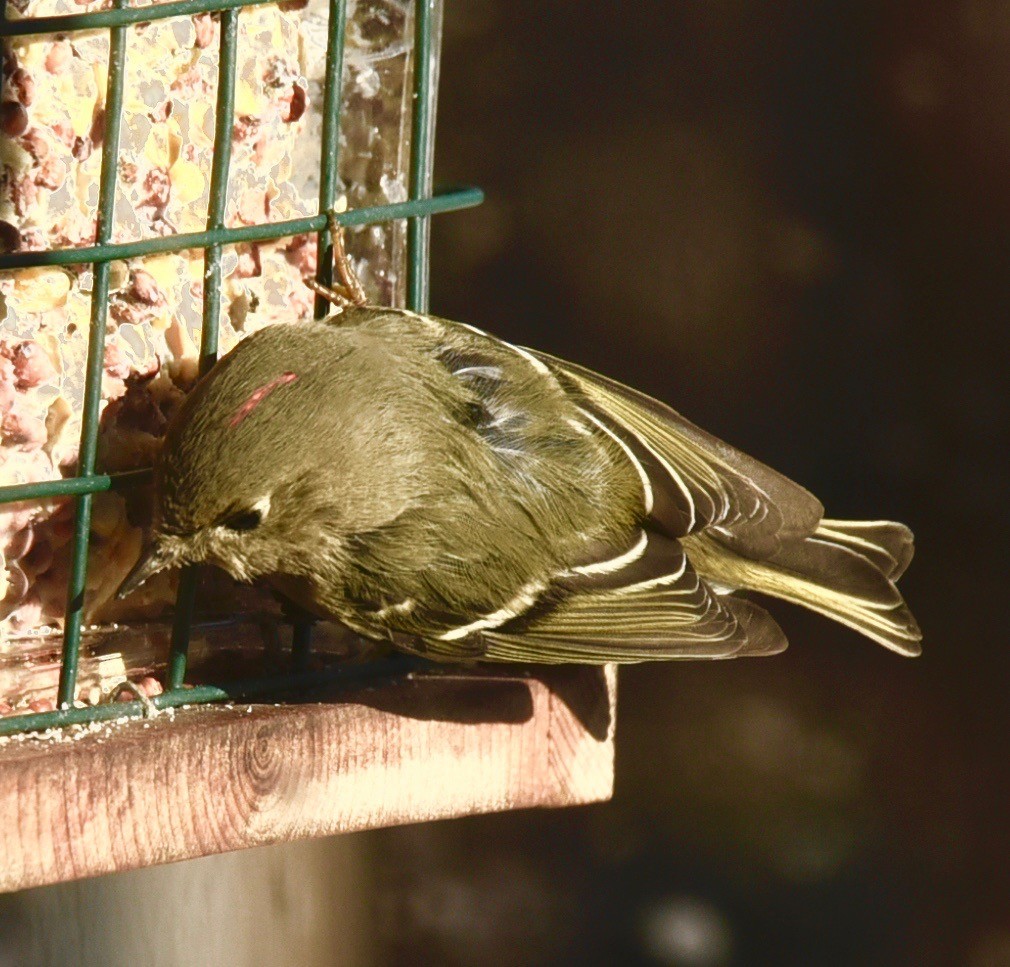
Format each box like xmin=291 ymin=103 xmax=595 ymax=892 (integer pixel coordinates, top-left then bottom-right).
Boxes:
xmin=0 ymin=188 xmax=483 ymax=270
xmin=56 ymin=0 xmax=128 ymax=710
xmin=197 ymin=6 xmax=238 ymax=373
xmin=0 ymin=0 xmax=277 ymax=38
xmin=407 ymin=0 xmax=436 ymax=312
xmin=293 ymin=0 xmax=351 ymax=664
xmin=313 ymin=0 xmax=349 ymax=320
xmin=0 ymin=655 xmax=420 ymax=737
xmin=0 ymin=477 xmax=107 ymax=504
xmin=167 ymin=575 xmax=197 ymax=688
xmin=0 ymin=468 xmax=151 ymax=506
xmin=167 ymin=6 xmax=240 ymax=690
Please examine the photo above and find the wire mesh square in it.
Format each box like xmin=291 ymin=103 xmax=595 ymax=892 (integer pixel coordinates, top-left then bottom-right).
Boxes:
xmin=0 ymin=0 xmax=480 ymax=733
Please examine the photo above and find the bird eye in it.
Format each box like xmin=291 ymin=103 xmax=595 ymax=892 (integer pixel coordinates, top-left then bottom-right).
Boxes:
xmin=221 ymin=508 xmax=262 ymax=532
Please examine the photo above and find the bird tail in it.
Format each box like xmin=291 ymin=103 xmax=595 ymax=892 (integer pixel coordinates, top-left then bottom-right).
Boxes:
xmin=811 ymin=519 xmax=915 ymax=581
xmin=682 ymin=520 xmax=922 ymax=656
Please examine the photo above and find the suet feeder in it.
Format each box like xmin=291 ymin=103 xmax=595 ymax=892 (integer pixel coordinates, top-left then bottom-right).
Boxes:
xmin=0 ymin=0 xmax=614 ymax=890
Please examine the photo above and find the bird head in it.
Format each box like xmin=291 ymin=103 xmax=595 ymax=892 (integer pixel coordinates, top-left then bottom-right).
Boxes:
xmin=116 ymin=324 xmax=355 ymax=599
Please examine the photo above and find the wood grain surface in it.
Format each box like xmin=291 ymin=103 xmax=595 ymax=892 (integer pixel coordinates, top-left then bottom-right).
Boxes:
xmin=0 ymin=666 xmax=615 ymax=893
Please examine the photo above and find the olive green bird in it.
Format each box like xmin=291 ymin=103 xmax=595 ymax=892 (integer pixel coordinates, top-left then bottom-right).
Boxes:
xmin=118 ymin=307 xmax=920 ymax=662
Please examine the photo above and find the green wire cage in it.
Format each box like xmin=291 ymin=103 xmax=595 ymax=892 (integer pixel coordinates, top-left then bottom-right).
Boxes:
xmin=0 ymin=0 xmax=481 ymax=736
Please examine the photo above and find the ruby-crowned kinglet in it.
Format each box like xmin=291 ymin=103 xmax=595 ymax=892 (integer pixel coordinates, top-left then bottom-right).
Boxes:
xmin=116 ymin=305 xmax=921 ymax=662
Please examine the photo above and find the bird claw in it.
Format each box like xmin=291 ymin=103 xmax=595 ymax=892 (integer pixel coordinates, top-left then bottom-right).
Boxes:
xmin=305 ymin=211 xmax=369 ymax=310
xmin=107 ymin=679 xmax=160 ymax=718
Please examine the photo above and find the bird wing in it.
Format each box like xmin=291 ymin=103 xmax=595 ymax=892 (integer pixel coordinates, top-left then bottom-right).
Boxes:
xmin=335 ymin=314 xmax=793 ymax=662
xmin=534 ymin=351 xmax=825 ymax=558
xmin=475 ymin=535 xmax=787 ymax=663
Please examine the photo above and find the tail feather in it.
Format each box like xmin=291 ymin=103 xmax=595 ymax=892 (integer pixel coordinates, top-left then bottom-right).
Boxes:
xmin=683 ymin=523 xmax=922 ymax=657
xmin=815 ymin=519 xmax=915 ymax=581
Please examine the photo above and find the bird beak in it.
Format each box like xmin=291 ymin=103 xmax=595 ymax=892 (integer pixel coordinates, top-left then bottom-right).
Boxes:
xmin=116 ymin=540 xmax=176 ymax=599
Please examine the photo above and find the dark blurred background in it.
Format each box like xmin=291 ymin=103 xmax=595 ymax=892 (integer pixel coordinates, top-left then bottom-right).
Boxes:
xmin=368 ymin=1 xmax=1008 ymax=964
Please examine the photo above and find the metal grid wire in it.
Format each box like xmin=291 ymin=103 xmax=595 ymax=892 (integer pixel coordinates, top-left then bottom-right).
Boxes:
xmin=0 ymin=0 xmax=482 ymax=735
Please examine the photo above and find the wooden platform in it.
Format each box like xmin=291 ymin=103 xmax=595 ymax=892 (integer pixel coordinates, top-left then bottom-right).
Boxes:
xmin=0 ymin=665 xmax=615 ymax=893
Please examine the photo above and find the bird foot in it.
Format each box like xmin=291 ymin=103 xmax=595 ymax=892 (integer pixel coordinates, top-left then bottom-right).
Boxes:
xmin=107 ymin=678 xmax=161 ymax=718
xmin=305 ymin=211 xmax=369 ymax=310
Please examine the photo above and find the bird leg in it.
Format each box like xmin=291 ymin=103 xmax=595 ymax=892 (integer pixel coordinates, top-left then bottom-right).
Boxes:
xmin=328 ymin=211 xmax=368 ymax=306
xmin=304 ymin=212 xmax=369 ymax=309
xmin=275 ymin=593 xmax=318 ymax=672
